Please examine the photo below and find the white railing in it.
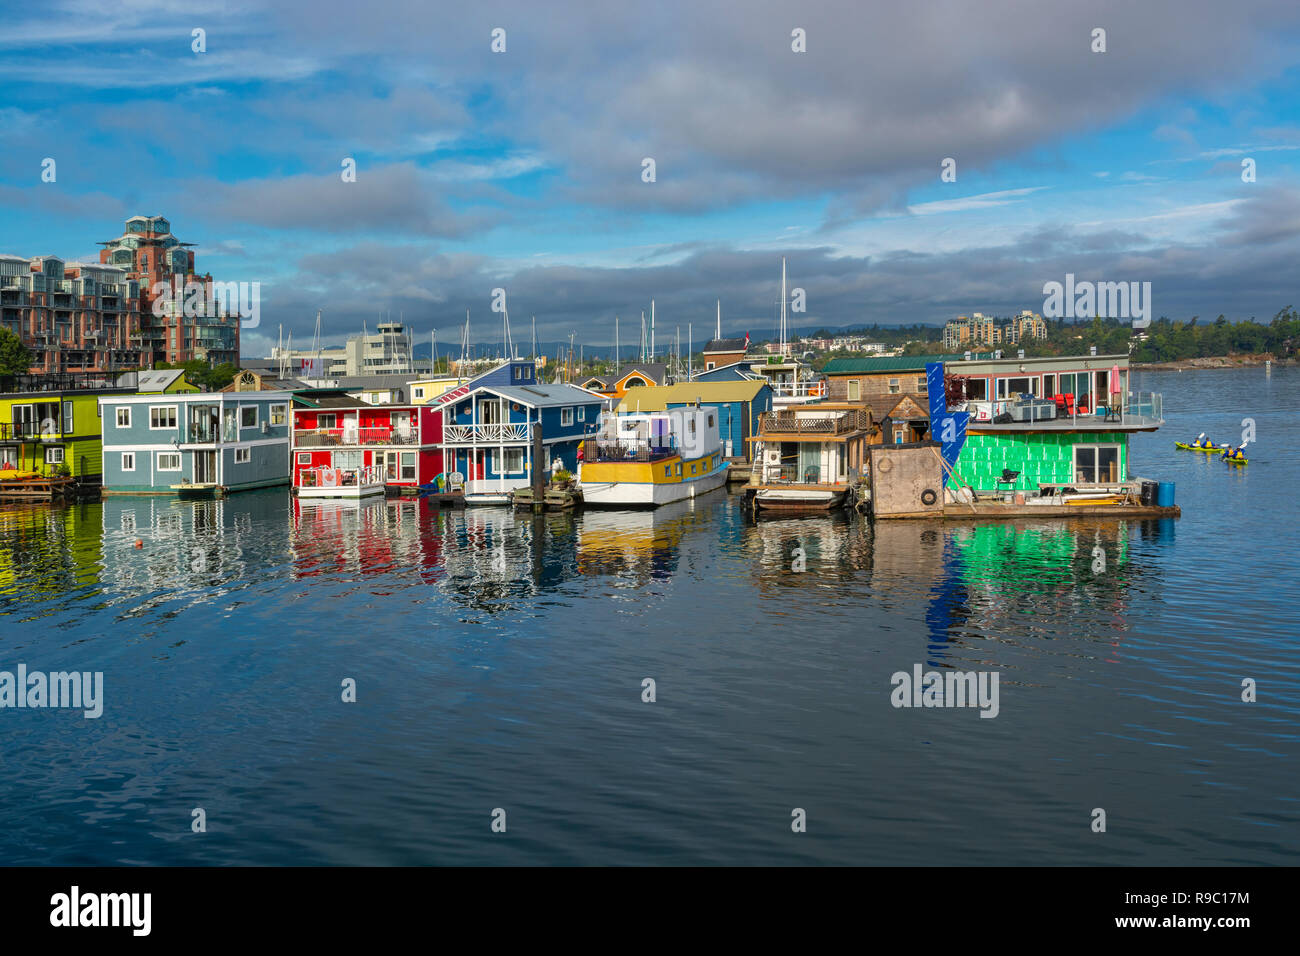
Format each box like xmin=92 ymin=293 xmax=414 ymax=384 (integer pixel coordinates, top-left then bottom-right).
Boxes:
xmin=443 ymin=423 xmax=531 ymax=443
xmin=298 ymin=465 xmax=384 ymax=489
xmin=767 ymin=380 xmax=828 ymax=398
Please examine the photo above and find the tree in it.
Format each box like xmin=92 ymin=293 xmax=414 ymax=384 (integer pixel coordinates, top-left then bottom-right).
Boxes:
xmin=0 ymin=328 xmax=33 ymax=379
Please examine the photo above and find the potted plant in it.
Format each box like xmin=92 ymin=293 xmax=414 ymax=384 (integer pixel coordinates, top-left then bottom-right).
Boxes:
xmin=552 ymin=468 xmax=573 ymax=489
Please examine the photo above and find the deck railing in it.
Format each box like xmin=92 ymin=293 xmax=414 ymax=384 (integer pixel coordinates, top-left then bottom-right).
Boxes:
xmin=298 ymin=465 xmax=385 ymax=488
xmin=582 ymin=438 xmax=678 ymax=463
xmin=442 ymin=423 xmax=531 ymax=443
xmin=294 ymin=427 xmax=419 ymax=447
xmin=758 ymin=408 xmax=869 ymax=435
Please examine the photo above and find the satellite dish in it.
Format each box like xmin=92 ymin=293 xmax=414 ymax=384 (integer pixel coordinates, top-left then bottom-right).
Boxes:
xmin=40 ymin=418 xmax=57 ymax=435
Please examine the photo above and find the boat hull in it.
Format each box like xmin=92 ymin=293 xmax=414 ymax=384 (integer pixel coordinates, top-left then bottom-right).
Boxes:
xmin=1175 ymin=442 xmax=1228 ymax=452
xmin=582 ymin=464 xmax=728 ymax=507
xmin=751 ymin=484 xmax=848 ymax=512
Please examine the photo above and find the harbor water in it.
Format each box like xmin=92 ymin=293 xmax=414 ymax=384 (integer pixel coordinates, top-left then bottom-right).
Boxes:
xmin=1 ymin=367 xmax=1297 ymax=865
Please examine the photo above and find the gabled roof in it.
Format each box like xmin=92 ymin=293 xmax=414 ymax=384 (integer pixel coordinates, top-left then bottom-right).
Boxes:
xmin=613 ymin=363 xmax=668 ymax=385
xmin=703 ymin=338 xmax=748 ymax=353
xmin=615 ymin=379 xmax=771 ymax=413
xmin=884 ymin=394 xmax=928 ymax=420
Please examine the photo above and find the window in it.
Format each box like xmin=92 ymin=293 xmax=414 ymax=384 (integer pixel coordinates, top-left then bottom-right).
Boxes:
xmin=1074 ymin=444 xmax=1120 ymax=483
xmin=1042 ymin=374 xmax=1056 ymax=398
xmin=401 ymin=452 xmax=417 ymax=480
xmin=916 ymin=376 xmax=926 ymax=392
xmin=965 ymin=378 xmax=987 ymax=400
xmin=157 ymin=453 xmax=181 ymax=471
xmin=894 ymin=428 xmax=906 ymax=444
xmin=706 ymin=362 xmax=716 ymax=371
xmin=116 ymin=406 xmax=131 ymax=428
xmin=503 ymin=448 xmax=524 ymax=474
xmin=121 ymin=452 xmax=135 ymax=472
xmin=513 ymin=367 xmax=522 ymax=380
xmin=413 ymin=387 xmax=425 ymax=400
xmin=297 ymin=453 xmax=312 ymax=465
xmin=234 ymin=448 xmax=251 ymax=464
xmin=270 ymin=404 xmax=286 ymax=425
xmin=664 ymin=465 xmax=671 ymax=476
xmin=46 ymin=447 xmax=65 ymax=465
xmin=707 ymin=414 xmax=714 ymax=427
xmin=62 ymin=400 xmax=73 ymax=434
xmin=150 ymin=406 xmax=178 ymax=429
xmin=996 ymin=377 xmax=1034 ymax=400
xmin=240 ymin=406 xmax=257 ymax=428
xmin=888 ymin=378 xmax=901 ymax=394
xmin=847 ymin=379 xmax=860 ymax=401
xmin=318 ymin=413 xmax=337 ymax=430
xmin=561 ymin=407 xmax=574 ymax=427
xmin=578 ymin=407 xmax=586 ymax=421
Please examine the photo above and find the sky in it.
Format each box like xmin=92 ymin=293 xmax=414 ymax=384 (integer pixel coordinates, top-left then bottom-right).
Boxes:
xmin=2 ymin=0 xmax=1299 ymax=356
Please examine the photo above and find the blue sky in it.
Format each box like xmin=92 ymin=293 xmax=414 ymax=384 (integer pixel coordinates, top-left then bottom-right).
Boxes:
xmin=2 ymin=0 xmax=1299 ymax=355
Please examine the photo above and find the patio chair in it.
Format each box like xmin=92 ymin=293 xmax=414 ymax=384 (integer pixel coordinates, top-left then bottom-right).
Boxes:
xmin=447 ymin=472 xmax=464 ymax=492
xmin=995 ymin=468 xmax=1020 ymax=491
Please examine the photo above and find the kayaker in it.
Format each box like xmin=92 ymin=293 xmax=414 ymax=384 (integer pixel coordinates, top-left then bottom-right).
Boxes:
xmin=1193 ymin=431 xmax=1208 ymax=448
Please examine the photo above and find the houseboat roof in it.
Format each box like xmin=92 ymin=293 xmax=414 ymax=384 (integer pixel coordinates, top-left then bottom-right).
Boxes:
xmin=822 ymin=354 xmax=984 ymax=374
xmin=132 ymin=369 xmax=189 ymax=391
xmin=615 ymin=379 xmax=770 ymax=413
xmin=471 ymin=383 xmax=605 ymax=407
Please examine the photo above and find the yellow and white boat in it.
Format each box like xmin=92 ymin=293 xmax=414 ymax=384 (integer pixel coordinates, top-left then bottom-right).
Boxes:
xmin=579 ymin=408 xmax=728 ymax=507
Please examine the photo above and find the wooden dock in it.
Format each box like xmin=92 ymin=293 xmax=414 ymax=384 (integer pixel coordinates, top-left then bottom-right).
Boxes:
xmin=0 ymin=476 xmax=80 ymax=501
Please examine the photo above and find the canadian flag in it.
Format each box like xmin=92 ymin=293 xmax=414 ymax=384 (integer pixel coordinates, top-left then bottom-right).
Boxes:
xmin=743 ymin=332 xmax=750 ymax=349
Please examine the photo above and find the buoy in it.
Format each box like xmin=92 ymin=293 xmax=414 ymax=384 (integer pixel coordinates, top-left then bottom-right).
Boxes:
xmin=134 ymin=539 xmax=143 ymax=549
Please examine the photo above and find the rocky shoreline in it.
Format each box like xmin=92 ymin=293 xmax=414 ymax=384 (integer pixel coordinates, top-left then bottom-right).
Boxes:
xmin=1133 ymin=354 xmax=1293 ymax=371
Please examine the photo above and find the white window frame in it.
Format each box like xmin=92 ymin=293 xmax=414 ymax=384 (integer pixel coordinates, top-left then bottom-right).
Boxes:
xmin=121 ymin=452 xmax=135 ymax=472
xmin=578 ymin=407 xmax=586 ymax=422
xmin=156 ymin=452 xmax=181 ymax=472
xmin=1073 ymin=443 xmax=1121 ymax=484
xmin=847 ymin=379 xmax=860 ymax=401
xmin=888 ymin=378 xmax=900 ymax=394
xmin=297 ymin=452 xmax=312 ymax=465
xmin=149 ymin=405 xmax=178 ymax=430
xmin=240 ymin=405 xmax=258 ymax=429
xmin=504 ymin=447 xmax=525 ymax=474
xmin=413 ymin=386 xmax=425 ymax=400
xmin=45 ymin=447 xmax=65 ymax=465
xmin=234 ymin=447 xmax=251 ymax=464
xmin=116 ymin=406 xmax=131 ymax=428
xmin=561 ymin=407 xmax=574 ymax=427
xmin=270 ymin=404 xmax=287 ymax=426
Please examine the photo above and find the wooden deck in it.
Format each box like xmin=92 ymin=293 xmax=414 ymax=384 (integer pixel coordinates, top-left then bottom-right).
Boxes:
xmin=0 ymin=476 xmax=80 ymax=501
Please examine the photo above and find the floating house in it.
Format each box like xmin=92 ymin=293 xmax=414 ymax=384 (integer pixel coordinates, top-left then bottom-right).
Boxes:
xmin=99 ymin=390 xmax=293 ymax=495
xmin=614 ymin=380 xmax=773 ymax=460
xmin=290 ymin=388 xmax=443 ymax=498
xmin=437 ymin=378 xmax=605 ymax=503
xmin=580 ymin=407 xmax=727 ymax=507
xmin=744 ymin=402 xmax=873 ymax=513
xmin=821 ymin=354 xmax=976 ymax=406
xmin=1 ymin=373 xmax=134 ymax=489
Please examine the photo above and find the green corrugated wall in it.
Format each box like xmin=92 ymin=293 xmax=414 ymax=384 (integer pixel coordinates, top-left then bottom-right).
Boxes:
xmin=947 ymin=431 xmax=1128 ymax=491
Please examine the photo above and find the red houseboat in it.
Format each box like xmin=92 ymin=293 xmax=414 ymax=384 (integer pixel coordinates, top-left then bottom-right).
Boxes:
xmin=291 ymin=391 xmax=444 ymax=497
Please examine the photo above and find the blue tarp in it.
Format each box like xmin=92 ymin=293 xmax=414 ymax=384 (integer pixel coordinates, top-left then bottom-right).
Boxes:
xmin=925 ymin=362 xmax=968 ymax=482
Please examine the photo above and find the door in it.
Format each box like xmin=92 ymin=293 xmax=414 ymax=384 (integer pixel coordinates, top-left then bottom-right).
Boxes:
xmin=384 ymin=451 xmax=400 ymax=481
xmin=193 ymin=451 xmax=216 ymax=483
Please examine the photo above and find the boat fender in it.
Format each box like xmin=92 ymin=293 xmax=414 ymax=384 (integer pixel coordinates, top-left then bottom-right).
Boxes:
xmin=920 ymin=489 xmax=938 ymax=506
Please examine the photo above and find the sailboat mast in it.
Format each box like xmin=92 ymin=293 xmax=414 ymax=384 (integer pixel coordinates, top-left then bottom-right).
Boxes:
xmin=780 ymin=257 xmax=787 ymax=355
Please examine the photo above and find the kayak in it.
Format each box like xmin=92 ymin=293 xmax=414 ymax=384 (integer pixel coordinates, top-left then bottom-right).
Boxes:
xmin=1175 ymin=442 xmax=1228 ymax=452
xmin=1221 ymin=456 xmax=1248 ymax=465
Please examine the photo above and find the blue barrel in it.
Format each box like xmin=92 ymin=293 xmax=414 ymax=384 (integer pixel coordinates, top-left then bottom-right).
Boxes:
xmin=1156 ymin=481 xmax=1175 ymax=507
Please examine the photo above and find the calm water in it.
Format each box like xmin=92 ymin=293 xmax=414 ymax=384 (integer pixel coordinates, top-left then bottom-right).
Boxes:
xmin=1 ymin=367 xmax=1297 ymax=865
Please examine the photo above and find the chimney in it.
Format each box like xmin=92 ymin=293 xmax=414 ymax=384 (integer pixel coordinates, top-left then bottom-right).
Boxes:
xmin=1089 ymin=345 xmax=1097 ymax=356
xmin=1017 ymin=349 xmax=1025 ymax=359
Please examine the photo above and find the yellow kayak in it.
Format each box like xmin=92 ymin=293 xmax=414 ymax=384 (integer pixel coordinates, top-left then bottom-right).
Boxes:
xmin=1222 ymin=456 xmax=1248 ymax=465
xmin=1175 ymin=442 xmax=1227 ymax=453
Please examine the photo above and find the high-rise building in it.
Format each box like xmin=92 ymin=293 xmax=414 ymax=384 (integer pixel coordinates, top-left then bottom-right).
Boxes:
xmin=98 ymin=215 xmax=240 ymax=367
xmin=0 ymin=253 xmax=144 ymax=374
